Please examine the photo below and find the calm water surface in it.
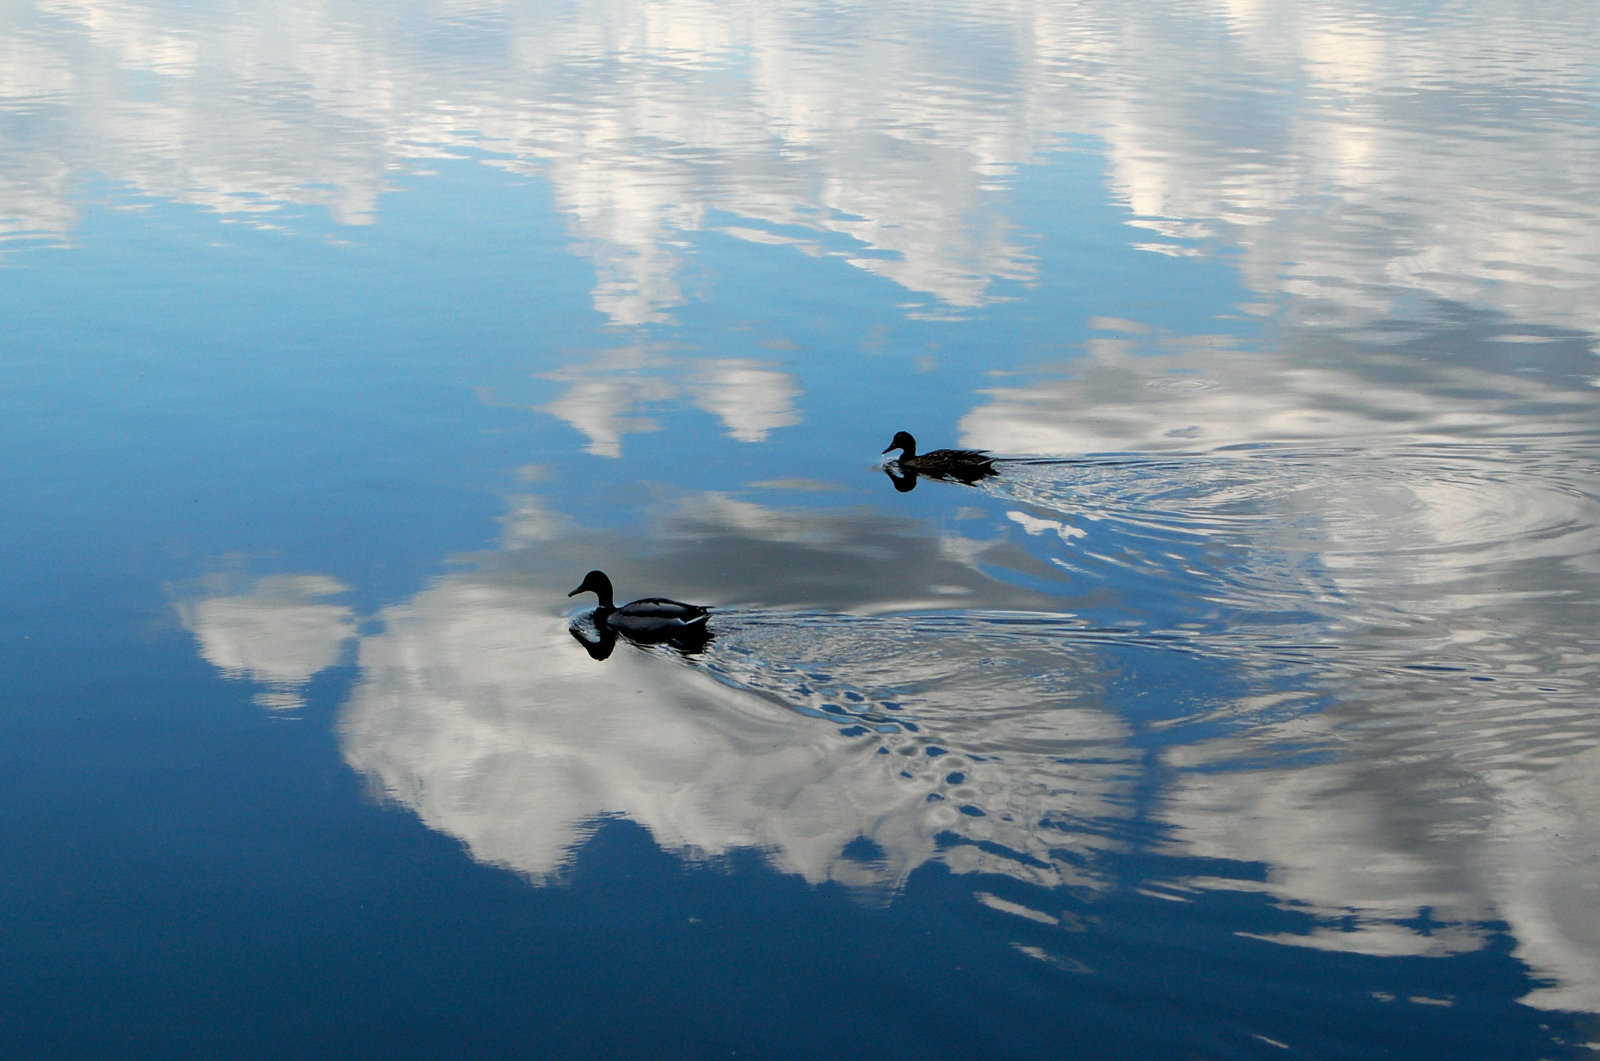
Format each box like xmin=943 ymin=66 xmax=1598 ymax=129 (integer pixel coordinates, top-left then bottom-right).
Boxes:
xmin=3 ymin=0 xmax=1600 ymax=1057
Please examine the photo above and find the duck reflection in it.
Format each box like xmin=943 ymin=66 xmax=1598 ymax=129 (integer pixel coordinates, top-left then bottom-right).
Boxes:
xmin=567 ymin=569 xmax=712 ymax=657
xmin=881 ymin=431 xmax=997 ymax=491
xmin=567 ymin=622 xmax=617 ymax=660
xmin=884 ymin=466 xmax=919 ymax=492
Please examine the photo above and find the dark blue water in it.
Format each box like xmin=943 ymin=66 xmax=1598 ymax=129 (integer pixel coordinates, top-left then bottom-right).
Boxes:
xmin=4 ymin=1 xmax=1600 ymax=1057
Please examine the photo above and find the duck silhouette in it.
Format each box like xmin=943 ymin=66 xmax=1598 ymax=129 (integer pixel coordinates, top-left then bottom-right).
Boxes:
xmin=881 ymin=431 xmax=997 ymax=488
xmin=568 ymin=570 xmax=711 ymax=652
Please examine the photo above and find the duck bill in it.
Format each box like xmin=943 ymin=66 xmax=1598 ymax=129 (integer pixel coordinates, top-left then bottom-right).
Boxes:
xmin=567 ymin=586 xmax=582 ymax=597
xmin=881 ymin=444 xmax=895 ymax=454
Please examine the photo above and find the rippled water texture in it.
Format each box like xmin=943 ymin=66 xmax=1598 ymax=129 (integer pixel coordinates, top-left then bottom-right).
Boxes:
xmin=3 ymin=0 xmax=1599 ymax=1057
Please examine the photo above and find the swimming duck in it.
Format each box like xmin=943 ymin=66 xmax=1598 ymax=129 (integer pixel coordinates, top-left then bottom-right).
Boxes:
xmin=568 ymin=570 xmax=711 ymax=644
xmin=881 ymin=431 xmax=996 ymax=486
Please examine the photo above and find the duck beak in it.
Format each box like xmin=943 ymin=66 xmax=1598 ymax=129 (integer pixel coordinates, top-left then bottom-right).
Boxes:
xmin=881 ymin=444 xmax=895 ymax=454
xmin=568 ymin=586 xmax=582 ymax=597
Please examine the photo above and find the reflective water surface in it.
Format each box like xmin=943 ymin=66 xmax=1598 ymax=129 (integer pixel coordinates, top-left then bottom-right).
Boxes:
xmin=3 ymin=0 xmax=1599 ymax=1056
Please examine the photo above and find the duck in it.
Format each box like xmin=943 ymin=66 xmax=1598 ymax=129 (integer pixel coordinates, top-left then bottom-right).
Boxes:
xmin=568 ymin=570 xmax=711 ymax=645
xmin=881 ymin=430 xmax=996 ymax=485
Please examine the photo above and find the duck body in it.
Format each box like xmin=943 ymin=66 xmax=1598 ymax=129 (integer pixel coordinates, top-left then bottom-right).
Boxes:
xmin=602 ymin=598 xmax=710 ymax=636
xmin=881 ymin=430 xmax=996 ymax=486
xmin=568 ymin=570 xmax=710 ymax=646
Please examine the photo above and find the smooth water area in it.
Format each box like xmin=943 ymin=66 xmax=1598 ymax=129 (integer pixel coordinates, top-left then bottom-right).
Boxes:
xmin=3 ymin=0 xmax=1599 ymax=1056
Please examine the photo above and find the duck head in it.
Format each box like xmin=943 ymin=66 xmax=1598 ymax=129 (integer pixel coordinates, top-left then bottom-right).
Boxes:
xmin=568 ymin=569 xmax=616 ymax=610
xmin=882 ymin=431 xmax=917 ymax=459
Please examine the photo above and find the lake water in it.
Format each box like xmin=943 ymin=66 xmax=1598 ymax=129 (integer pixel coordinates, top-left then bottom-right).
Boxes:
xmin=3 ymin=0 xmax=1599 ymax=1056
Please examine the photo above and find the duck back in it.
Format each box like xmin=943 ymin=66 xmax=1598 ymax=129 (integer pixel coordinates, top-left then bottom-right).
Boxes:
xmin=615 ymin=596 xmax=710 ymax=621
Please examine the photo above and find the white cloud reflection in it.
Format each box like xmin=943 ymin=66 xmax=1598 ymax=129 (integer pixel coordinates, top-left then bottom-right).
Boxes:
xmin=186 ymin=497 xmax=1138 ymax=892
xmin=691 ymin=360 xmax=802 ymax=443
xmin=176 ymin=574 xmax=356 ymax=710
xmin=3 ymin=0 xmax=1596 ymax=332
xmin=538 ymin=368 xmax=673 ymax=459
xmin=184 ymin=446 xmax=1600 ymax=1007
xmin=538 ymin=350 xmax=800 ymax=456
xmin=336 ymin=576 xmax=1132 ymax=892
xmin=1161 ymin=724 xmax=1600 ymax=1009
xmin=961 ymin=324 xmax=1600 ymax=456
xmin=109 ymin=0 xmax=1600 ymax=1013
xmin=961 ymin=338 xmax=1600 ymax=1006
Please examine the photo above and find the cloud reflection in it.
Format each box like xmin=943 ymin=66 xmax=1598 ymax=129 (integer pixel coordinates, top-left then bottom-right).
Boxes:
xmin=339 ymin=576 xmax=1132 ymax=892
xmin=183 ymin=439 xmax=1600 ymax=1007
xmin=176 ymin=574 xmax=355 ymax=710
xmin=955 ymin=333 xmax=1600 ymax=1006
xmin=691 ymin=360 xmax=801 ymax=443
xmin=339 ymin=578 xmax=928 ymax=888
xmin=187 ymin=496 xmax=1140 ymax=892
xmin=5 ymin=0 xmax=1596 ymax=331
xmin=538 ymin=350 xmax=800 ymax=456
xmin=1161 ymin=717 xmax=1600 ymax=1010
xmin=962 ymin=322 xmax=1600 ymax=456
